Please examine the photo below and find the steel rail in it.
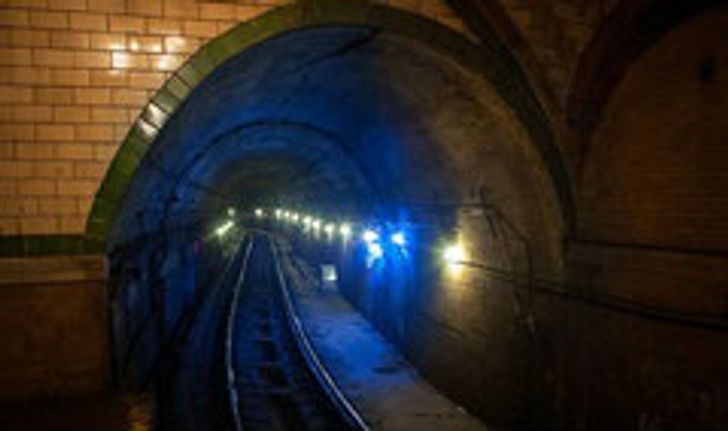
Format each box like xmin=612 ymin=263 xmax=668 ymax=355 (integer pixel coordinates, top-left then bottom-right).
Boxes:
xmin=224 ymin=235 xmax=255 ymax=431
xmin=267 ymin=234 xmax=371 ymax=431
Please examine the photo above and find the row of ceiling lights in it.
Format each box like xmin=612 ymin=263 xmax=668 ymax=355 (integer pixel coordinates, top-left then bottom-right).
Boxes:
xmin=217 ymin=207 xmax=466 ymax=267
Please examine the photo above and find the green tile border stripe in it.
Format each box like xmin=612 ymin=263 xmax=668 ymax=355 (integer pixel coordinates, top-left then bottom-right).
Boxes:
xmin=5 ymin=0 xmax=568 ymax=257
xmin=0 ymin=235 xmax=103 ymax=258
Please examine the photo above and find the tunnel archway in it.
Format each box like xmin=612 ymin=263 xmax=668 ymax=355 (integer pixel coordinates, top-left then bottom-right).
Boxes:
xmin=86 ymin=0 xmax=570 ymax=248
xmin=98 ymin=1 xmax=568 ymax=427
xmin=565 ymin=0 xmax=725 ymax=165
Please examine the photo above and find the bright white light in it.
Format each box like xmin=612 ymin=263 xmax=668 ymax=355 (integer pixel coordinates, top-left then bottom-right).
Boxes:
xmin=324 ymin=223 xmax=335 ymax=236
xmin=443 ymin=242 xmax=466 ymax=264
xmin=254 ymin=208 xmax=264 ymax=218
xmin=322 ymin=264 xmax=338 ymax=282
xmin=391 ymin=231 xmax=406 ymax=247
xmin=303 ymin=216 xmax=312 ymax=227
xmin=215 ymin=220 xmax=234 ymax=237
xmin=339 ymin=223 xmax=351 ymax=239
xmin=291 ymin=213 xmax=300 ymax=223
xmin=312 ymin=219 xmax=322 ymax=230
xmin=362 ymin=229 xmax=379 ymax=243
xmin=275 ymin=208 xmax=282 ymax=219
xmin=283 ymin=211 xmax=291 ymax=219
xmin=227 ymin=207 xmax=235 ymax=217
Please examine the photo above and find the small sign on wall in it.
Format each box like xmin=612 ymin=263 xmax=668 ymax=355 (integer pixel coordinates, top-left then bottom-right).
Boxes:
xmin=320 ymin=264 xmax=338 ymax=292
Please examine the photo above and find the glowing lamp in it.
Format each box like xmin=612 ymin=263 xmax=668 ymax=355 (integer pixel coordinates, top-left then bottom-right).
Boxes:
xmin=391 ymin=231 xmax=406 ymax=247
xmin=367 ymin=242 xmax=383 ymax=259
xmin=339 ymin=223 xmax=351 ymax=238
xmin=442 ymin=242 xmax=465 ymax=264
xmin=362 ymin=229 xmax=379 ymax=243
xmin=215 ymin=220 xmax=234 ymax=237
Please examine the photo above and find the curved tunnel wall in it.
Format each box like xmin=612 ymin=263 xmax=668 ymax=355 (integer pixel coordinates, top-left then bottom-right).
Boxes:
xmin=87 ymin=1 xmax=570 ymax=249
xmin=103 ymin=3 xmax=566 ymax=429
xmin=110 ymin=25 xmax=563 ymax=251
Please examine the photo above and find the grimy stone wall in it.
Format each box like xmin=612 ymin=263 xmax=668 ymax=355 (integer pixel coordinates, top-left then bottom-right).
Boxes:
xmin=0 ymin=0 xmax=466 ymax=239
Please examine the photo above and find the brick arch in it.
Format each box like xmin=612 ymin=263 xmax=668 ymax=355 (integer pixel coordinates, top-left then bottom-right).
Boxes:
xmin=566 ymin=0 xmax=725 ymax=164
xmin=446 ymin=0 xmax=563 ymax=124
xmin=87 ymin=0 xmax=569 ymax=249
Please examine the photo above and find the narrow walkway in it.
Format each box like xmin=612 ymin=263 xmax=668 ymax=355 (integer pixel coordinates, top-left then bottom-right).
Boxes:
xmin=277 ymin=242 xmax=488 ymax=431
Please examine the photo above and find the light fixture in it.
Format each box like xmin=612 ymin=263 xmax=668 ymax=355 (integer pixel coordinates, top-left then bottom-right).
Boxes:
xmin=339 ymin=223 xmax=351 ymax=239
xmin=254 ymin=208 xmax=264 ymax=218
xmin=366 ymin=241 xmax=383 ymax=259
xmin=442 ymin=242 xmax=466 ymax=264
xmin=362 ymin=229 xmax=379 ymax=243
xmin=391 ymin=231 xmax=406 ymax=247
xmin=215 ymin=220 xmax=234 ymax=237
xmin=324 ymin=223 xmax=335 ymax=236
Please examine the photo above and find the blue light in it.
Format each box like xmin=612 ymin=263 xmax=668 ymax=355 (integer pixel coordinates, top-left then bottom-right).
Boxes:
xmin=391 ymin=231 xmax=406 ymax=247
xmin=366 ymin=241 xmax=383 ymax=259
xmin=362 ymin=229 xmax=379 ymax=243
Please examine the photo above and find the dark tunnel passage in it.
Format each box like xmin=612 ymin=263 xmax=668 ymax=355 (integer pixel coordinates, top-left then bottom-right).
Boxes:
xmin=99 ymin=4 xmax=728 ymax=431
xmin=108 ymin=23 xmax=564 ymax=430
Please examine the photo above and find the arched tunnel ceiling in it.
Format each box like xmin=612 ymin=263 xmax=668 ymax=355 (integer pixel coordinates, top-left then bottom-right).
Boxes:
xmin=182 ymin=124 xmax=375 ymax=215
xmin=111 ymin=25 xmax=562 ymax=252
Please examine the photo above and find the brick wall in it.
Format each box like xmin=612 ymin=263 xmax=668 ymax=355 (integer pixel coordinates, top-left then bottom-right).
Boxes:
xmin=577 ymin=7 xmax=728 ymax=250
xmin=565 ymin=8 xmax=728 ymax=428
xmin=0 ymin=0 xmax=467 ymax=238
xmin=499 ymin=0 xmax=620 ymax=106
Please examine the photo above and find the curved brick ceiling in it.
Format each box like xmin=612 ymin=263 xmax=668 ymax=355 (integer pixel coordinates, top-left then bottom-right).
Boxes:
xmin=110 ymin=26 xmax=561 ymax=258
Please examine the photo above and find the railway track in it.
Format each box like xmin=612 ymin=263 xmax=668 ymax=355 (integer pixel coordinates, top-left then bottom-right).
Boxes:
xmin=221 ymin=233 xmax=368 ymax=431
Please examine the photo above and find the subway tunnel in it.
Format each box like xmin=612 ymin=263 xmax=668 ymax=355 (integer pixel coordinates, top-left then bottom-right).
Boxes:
xmin=108 ymin=20 xmax=565 ymax=429
xmin=0 ymin=1 xmax=726 ymax=430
